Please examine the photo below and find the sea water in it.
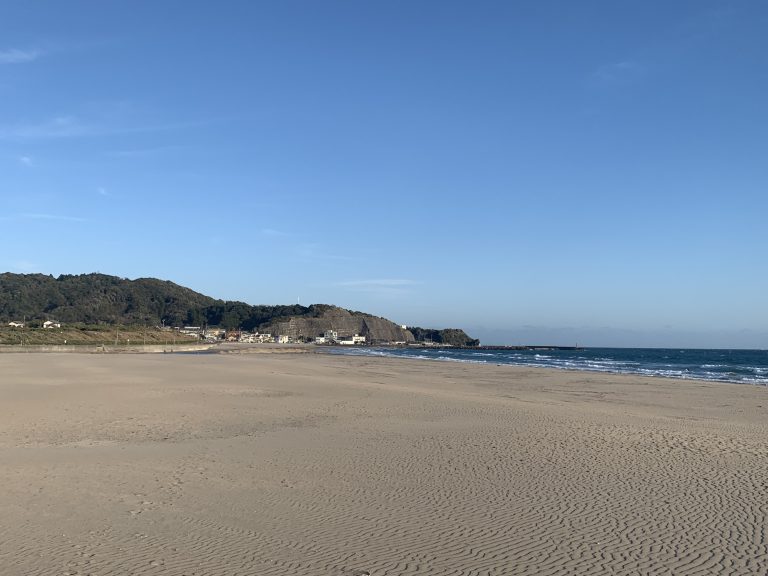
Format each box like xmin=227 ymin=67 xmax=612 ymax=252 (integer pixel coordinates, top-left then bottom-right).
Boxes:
xmin=328 ymin=346 xmax=768 ymax=385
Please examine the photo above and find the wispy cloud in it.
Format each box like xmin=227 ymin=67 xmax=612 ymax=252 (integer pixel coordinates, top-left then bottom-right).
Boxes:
xmin=97 ymin=187 xmax=109 ymax=196
xmin=19 ymin=155 xmax=34 ymax=167
xmin=295 ymin=243 xmax=360 ymax=262
xmin=104 ymin=145 xmax=187 ymax=158
xmin=338 ymin=279 xmax=419 ymax=288
xmin=336 ymin=279 xmax=420 ymax=296
xmin=0 ymin=48 xmax=41 ymax=64
xmin=25 ymin=213 xmax=86 ymax=222
xmin=0 ymin=213 xmax=86 ymax=223
xmin=593 ymin=60 xmax=646 ymax=84
xmin=0 ymin=112 xmax=210 ymax=141
xmin=5 ymin=259 xmax=39 ymax=272
xmin=261 ymin=228 xmax=289 ymax=237
xmin=0 ymin=116 xmax=91 ymax=140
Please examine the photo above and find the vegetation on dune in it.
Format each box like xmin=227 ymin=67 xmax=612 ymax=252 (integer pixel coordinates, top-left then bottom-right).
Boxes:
xmin=0 ymin=325 xmax=199 ymax=346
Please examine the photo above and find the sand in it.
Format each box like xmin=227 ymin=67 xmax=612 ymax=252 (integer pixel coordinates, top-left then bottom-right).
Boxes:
xmin=1 ymin=351 xmax=767 ymax=576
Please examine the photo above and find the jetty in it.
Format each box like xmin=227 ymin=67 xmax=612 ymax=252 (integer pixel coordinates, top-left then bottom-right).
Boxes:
xmin=459 ymin=345 xmax=583 ymax=351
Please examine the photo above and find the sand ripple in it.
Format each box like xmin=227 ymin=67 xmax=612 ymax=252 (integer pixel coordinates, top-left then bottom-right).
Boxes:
xmin=1 ymin=353 xmax=767 ymax=575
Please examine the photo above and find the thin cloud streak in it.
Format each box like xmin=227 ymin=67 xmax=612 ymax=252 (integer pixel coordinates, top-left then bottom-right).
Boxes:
xmin=104 ymin=145 xmax=188 ymax=158
xmin=337 ymin=279 xmax=419 ymax=288
xmin=0 ymin=115 xmax=210 ymax=141
xmin=0 ymin=116 xmax=91 ymax=140
xmin=4 ymin=260 xmax=39 ymax=273
xmin=0 ymin=213 xmax=87 ymax=222
xmin=0 ymin=48 xmax=41 ymax=64
xmin=336 ymin=279 xmax=421 ymax=297
xmin=593 ymin=60 xmax=647 ymax=84
xmin=294 ymin=243 xmax=360 ymax=262
xmin=261 ymin=228 xmax=289 ymax=237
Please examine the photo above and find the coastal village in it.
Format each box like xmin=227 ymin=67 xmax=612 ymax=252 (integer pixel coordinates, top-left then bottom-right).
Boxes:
xmin=178 ymin=326 xmax=377 ymax=345
xmin=6 ymin=320 xmax=415 ymax=346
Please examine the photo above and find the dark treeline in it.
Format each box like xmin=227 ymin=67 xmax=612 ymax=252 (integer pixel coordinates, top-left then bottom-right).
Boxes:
xmin=0 ymin=273 xmax=315 ymax=329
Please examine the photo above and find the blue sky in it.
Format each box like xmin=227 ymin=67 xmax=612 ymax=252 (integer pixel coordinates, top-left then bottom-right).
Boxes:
xmin=1 ymin=1 xmax=766 ymax=347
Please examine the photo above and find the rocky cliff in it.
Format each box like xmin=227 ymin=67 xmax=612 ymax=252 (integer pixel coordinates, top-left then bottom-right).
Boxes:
xmin=408 ymin=327 xmax=480 ymax=347
xmin=264 ymin=306 xmax=414 ymax=343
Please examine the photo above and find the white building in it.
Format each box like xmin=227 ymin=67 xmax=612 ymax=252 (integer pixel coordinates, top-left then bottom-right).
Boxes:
xmin=43 ymin=320 xmax=61 ymax=329
xmin=323 ymin=330 xmax=338 ymax=342
xmin=8 ymin=321 xmax=24 ymax=328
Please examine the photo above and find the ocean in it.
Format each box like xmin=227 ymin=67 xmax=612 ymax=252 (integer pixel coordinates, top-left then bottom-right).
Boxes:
xmin=328 ymin=346 xmax=768 ymax=385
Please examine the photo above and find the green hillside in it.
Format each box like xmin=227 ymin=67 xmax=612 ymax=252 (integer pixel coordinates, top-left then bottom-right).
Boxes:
xmin=0 ymin=273 xmax=478 ymax=345
xmin=0 ymin=273 xmax=307 ymax=329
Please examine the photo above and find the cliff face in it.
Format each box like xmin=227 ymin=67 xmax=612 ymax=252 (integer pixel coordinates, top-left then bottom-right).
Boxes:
xmin=264 ymin=306 xmax=414 ymax=343
xmin=408 ymin=327 xmax=480 ymax=347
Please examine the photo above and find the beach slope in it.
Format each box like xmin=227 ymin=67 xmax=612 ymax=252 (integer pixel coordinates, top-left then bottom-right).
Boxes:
xmin=1 ymin=352 xmax=767 ymax=575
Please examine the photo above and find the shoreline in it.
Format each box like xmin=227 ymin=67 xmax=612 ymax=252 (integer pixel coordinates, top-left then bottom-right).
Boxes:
xmin=3 ymin=340 xmax=766 ymax=386
xmin=324 ymin=345 xmax=768 ymax=387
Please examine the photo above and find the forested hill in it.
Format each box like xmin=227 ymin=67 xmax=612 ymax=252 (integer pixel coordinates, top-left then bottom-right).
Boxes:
xmin=0 ymin=273 xmax=478 ymax=345
xmin=0 ymin=273 xmax=308 ymax=329
xmin=0 ymin=273 xmax=420 ymax=341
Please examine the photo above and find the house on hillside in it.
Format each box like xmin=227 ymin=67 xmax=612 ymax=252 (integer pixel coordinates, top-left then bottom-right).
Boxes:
xmin=43 ymin=320 xmax=61 ymax=329
xmin=8 ymin=321 xmax=24 ymax=328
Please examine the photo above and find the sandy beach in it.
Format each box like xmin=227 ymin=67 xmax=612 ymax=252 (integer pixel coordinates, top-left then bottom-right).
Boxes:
xmin=1 ymin=350 xmax=767 ymax=576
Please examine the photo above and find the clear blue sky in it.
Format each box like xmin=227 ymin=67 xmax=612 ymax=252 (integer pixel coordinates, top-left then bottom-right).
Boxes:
xmin=1 ymin=1 xmax=766 ymax=347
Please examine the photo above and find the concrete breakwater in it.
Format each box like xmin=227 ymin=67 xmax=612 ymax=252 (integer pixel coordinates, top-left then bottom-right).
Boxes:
xmin=463 ymin=345 xmax=583 ymax=351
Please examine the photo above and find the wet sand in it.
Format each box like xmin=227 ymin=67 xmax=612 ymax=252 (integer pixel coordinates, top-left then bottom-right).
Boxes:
xmin=1 ymin=351 xmax=767 ymax=575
